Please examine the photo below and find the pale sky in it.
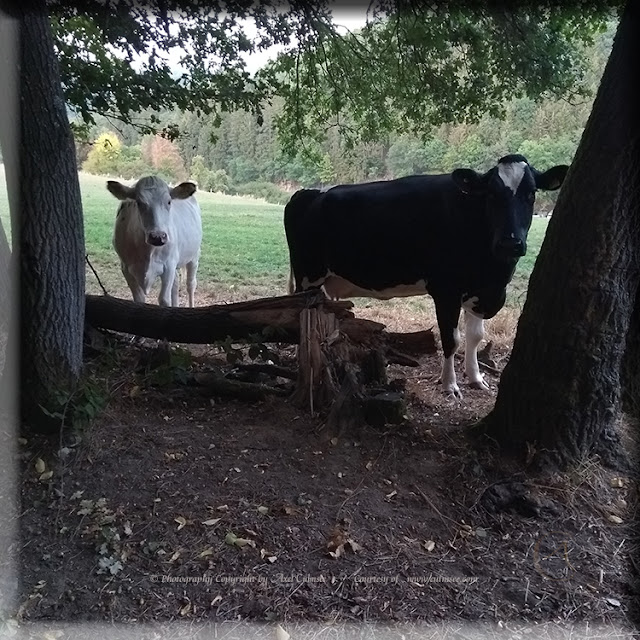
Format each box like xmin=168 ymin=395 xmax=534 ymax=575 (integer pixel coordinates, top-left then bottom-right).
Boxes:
xmin=150 ymin=9 xmax=369 ymax=77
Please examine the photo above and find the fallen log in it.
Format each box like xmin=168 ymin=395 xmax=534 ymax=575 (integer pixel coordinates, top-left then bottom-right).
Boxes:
xmin=84 ymin=293 xmax=437 ymax=358
xmin=86 ymin=291 xmax=366 ymax=344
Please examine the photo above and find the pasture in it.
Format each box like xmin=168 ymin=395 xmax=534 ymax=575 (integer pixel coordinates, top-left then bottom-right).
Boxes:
xmin=7 ymin=166 xmax=633 ymax=632
xmin=0 ymin=166 xmax=550 ymax=342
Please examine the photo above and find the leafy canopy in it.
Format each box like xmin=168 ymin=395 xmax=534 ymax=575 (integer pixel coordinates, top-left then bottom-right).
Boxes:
xmin=261 ymin=2 xmax=617 ymax=154
xmin=48 ymin=0 xmax=317 ymax=137
xmin=48 ymin=0 xmax=618 ymax=152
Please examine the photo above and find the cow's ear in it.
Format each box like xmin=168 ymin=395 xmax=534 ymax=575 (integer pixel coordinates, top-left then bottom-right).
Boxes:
xmin=170 ymin=182 xmax=197 ymax=199
xmin=106 ymin=181 xmax=135 ymax=200
xmin=452 ymin=168 xmax=485 ymax=195
xmin=534 ymin=164 xmax=569 ymax=191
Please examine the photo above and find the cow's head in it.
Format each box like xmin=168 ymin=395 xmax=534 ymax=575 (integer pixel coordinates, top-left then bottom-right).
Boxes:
xmin=452 ymin=154 xmax=569 ymax=261
xmin=107 ymin=177 xmax=197 ymax=246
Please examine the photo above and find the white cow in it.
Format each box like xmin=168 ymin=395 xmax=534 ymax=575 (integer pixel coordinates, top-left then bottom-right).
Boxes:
xmin=107 ymin=176 xmax=203 ymax=307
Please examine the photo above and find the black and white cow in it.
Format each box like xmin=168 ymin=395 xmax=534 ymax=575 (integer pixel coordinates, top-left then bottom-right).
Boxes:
xmin=284 ymin=154 xmax=568 ymax=398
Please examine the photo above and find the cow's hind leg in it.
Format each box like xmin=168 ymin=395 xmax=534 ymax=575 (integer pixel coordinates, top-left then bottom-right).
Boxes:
xmin=186 ymin=260 xmax=198 ymax=307
xmin=434 ymin=296 xmax=462 ymax=399
xmin=464 ymin=310 xmax=490 ymax=390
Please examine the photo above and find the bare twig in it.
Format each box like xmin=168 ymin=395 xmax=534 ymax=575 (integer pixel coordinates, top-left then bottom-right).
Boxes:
xmin=85 ymin=254 xmax=110 ymax=297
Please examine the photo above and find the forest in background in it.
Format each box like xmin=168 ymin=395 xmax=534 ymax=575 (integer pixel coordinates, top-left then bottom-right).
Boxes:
xmin=70 ymin=21 xmax=614 ymax=210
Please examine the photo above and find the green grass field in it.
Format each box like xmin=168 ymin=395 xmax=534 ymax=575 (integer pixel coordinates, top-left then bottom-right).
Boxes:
xmin=0 ymin=165 xmax=548 ymax=308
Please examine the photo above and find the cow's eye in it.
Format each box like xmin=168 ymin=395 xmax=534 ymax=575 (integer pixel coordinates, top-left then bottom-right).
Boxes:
xmin=168 ymin=199 xmax=172 ymax=206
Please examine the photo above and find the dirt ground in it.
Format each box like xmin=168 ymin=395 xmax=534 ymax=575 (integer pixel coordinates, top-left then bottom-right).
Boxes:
xmin=12 ymin=288 xmax=640 ymax=637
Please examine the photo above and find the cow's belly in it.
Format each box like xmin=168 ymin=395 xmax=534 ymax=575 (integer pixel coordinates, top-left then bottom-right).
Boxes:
xmin=321 ymin=273 xmax=428 ymax=301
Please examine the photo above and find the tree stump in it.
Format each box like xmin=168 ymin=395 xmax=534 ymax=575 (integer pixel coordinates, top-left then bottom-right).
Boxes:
xmin=290 ymin=307 xmax=343 ymax=415
xmin=291 ymin=304 xmax=412 ymax=436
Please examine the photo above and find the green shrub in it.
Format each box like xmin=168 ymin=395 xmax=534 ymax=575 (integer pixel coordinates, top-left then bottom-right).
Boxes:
xmin=230 ymin=181 xmax=290 ymax=205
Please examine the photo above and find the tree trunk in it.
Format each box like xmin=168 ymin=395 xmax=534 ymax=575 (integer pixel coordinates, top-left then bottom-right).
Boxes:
xmin=0 ymin=220 xmax=11 ymax=331
xmin=16 ymin=4 xmax=86 ymax=432
xmin=482 ymin=1 xmax=640 ymax=467
xmin=0 ymin=8 xmax=19 ymax=399
xmin=622 ymin=286 xmax=640 ymax=419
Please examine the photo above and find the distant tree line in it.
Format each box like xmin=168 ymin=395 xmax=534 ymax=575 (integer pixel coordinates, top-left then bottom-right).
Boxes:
xmin=75 ymin=23 xmax=613 ymax=210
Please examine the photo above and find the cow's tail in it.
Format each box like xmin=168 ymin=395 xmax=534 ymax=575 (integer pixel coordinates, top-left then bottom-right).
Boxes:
xmin=287 ymin=264 xmax=295 ymax=295
xmin=284 ymin=188 xmax=321 ymax=297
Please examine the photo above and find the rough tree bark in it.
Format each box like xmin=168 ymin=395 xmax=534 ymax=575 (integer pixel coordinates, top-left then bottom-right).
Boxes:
xmin=622 ymin=286 xmax=640 ymax=419
xmin=482 ymin=0 xmax=640 ymax=467
xmin=15 ymin=2 xmax=86 ymax=432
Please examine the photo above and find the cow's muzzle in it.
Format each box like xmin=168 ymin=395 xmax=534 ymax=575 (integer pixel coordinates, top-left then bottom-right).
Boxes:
xmin=496 ymin=238 xmax=525 ymax=258
xmin=147 ymin=232 xmax=168 ymax=246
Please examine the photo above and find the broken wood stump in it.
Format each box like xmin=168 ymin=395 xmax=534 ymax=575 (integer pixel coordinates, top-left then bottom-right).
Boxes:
xmin=85 ymin=291 xmax=438 ymax=411
xmin=290 ymin=304 xmax=413 ymax=437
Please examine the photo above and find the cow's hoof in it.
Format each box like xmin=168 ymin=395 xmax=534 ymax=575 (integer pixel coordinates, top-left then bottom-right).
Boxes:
xmin=469 ymin=378 xmax=491 ymax=392
xmin=443 ymin=385 xmax=463 ymax=401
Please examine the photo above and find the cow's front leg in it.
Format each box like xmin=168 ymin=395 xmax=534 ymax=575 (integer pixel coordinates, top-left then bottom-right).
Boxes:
xmin=186 ymin=260 xmax=198 ymax=307
xmin=434 ymin=297 xmax=462 ymax=399
xmin=171 ymin=268 xmax=180 ymax=307
xmin=464 ymin=310 xmax=490 ymax=391
xmin=122 ymin=264 xmax=146 ymax=304
xmin=158 ymin=265 xmax=177 ymax=307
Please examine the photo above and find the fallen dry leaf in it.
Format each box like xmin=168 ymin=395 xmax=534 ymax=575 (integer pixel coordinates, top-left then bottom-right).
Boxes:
xmin=35 ymin=458 xmax=46 ymax=474
xmin=347 ymin=538 xmax=363 ymax=553
xmin=225 ymin=532 xmax=256 ymax=548
xmin=260 ymin=548 xmax=278 ymax=563
xmin=423 ymin=540 xmax=436 ymax=552
xmin=202 ymin=518 xmax=222 ymax=526
xmin=179 ymin=601 xmax=191 ymax=616
xmin=39 ymin=470 xmax=53 ymax=482
xmin=199 ymin=548 xmax=214 ymax=558
xmin=175 ymin=516 xmax=187 ymax=530
xmin=326 ymin=527 xmax=348 ymax=551
xmin=328 ymin=544 xmax=345 ymax=559
xmin=608 ymin=515 xmax=623 ymax=524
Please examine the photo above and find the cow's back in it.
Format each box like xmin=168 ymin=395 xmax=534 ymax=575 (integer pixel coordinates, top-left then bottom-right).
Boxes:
xmin=287 ymin=175 xmax=488 ymax=294
xmin=170 ymin=196 xmax=202 ymax=266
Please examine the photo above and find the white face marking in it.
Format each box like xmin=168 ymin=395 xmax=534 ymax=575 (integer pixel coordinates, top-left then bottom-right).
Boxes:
xmin=498 ymin=161 xmax=527 ymax=194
